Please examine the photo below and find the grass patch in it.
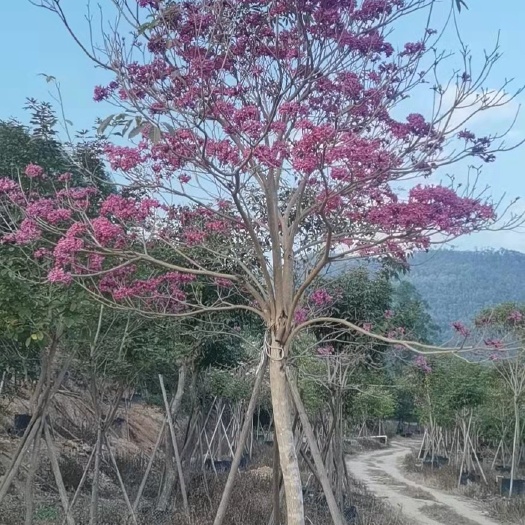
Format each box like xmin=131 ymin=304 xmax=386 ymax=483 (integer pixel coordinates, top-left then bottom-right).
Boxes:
xmin=420 ymin=503 xmax=480 ymax=525
xmin=402 ymin=485 xmax=436 ymax=501
xmin=486 ymin=498 xmax=525 ymax=525
xmin=0 ymin=445 xmax=414 ymax=525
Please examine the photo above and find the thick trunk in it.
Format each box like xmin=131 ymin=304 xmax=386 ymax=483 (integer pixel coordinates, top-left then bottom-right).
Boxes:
xmin=273 ymin=438 xmax=281 ymax=525
xmin=288 ymin=375 xmax=345 ymax=525
xmin=334 ymin=396 xmax=344 ymax=508
xmin=269 ymin=337 xmax=304 ymax=525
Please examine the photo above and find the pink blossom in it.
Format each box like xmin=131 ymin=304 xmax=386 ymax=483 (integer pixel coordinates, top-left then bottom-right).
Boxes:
xmin=309 ymin=288 xmax=333 ymax=307
xmin=317 ymin=346 xmax=334 ymax=357
xmin=401 ymin=41 xmax=425 ymax=56
xmin=46 ymin=209 xmax=72 ymax=225
xmin=214 ymin=277 xmax=233 ymax=288
xmin=137 ymin=0 xmax=160 ymax=9
xmin=91 ymin=217 xmax=123 ymax=244
xmin=363 ymin=323 xmax=373 ymax=332
xmin=53 ymin=235 xmax=84 ymax=264
xmin=294 ymin=308 xmax=309 ymax=324
xmin=58 ymin=172 xmax=72 ymax=183
xmin=414 ymin=355 xmax=432 ymax=374
xmin=47 ymin=267 xmax=73 ymax=285
xmin=88 ymin=254 xmax=105 ymax=271
xmin=33 ymin=248 xmax=51 ymax=259
xmin=14 ymin=219 xmax=41 ymax=244
xmin=508 ymin=310 xmax=523 ymax=323
xmin=184 ymin=230 xmax=206 ymax=245
xmin=452 ymin=321 xmax=470 ymax=338
xmin=484 ymin=338 xmax=504 ymax=350
xmin=24 ymin=164 xmax=44 ymax=179
xmin=384 ymin=310 xmax=394 ymax=319
xmin=458 ymin=130 xmax=476 ymax=142
xmin=94 ymin=86 xmax=111 ymax=102
xmin=104 ymin=145 xmax=143 ymax=171
xmin=0 ymin=178 xmax=18 ymax=193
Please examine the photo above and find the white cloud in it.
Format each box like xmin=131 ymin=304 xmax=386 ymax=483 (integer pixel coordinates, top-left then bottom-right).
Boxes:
xmin=436 ymin=86 xmax=524 ymax=136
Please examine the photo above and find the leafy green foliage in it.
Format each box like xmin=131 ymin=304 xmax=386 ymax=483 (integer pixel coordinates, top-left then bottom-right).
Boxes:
xmin=205 ymin=368 xmax=252 ymax=402
xmin=391 ymin=281 xmax=439 ymax=344
xmin=412 ymin=357 xmax=491 ymax=426
xmin=0 ymin=99 xmax=113 ymax=195
xmin=350 ymin=384 xmax=396 ymax=424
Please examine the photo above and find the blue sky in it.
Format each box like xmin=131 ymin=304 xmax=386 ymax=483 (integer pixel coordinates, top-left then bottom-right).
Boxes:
xmin=1 ymin=1 xmax=525 ymax=251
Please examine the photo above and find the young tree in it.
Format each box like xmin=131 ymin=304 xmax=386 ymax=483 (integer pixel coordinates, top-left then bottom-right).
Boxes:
xmin=476 ymin=304 xmax=525 ymax=496
xmin=4 ymin=0 xmax=523 ymax=521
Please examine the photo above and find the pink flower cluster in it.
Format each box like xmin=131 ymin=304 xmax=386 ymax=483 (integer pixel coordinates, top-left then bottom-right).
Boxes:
xmin=414 ymin=355 xmax=432 ymax=374
xmin=6 ymin=218 xmax=42 ymax=245
xmin=105 ymin=145 xmax=143 ymax=171
xmin=48 ymin=267 xmax=73 ymax=284
xmin=294 ymin=308 xmax=309 ymax=325
xmin=91 ymin=217 xmax=124 ymax=244
xmin=214 ymin=277 xmax=233 ymax=288
xmin=100 ymin=194 xmax=159 ymax=222
xmin=98 ymin=267 xmax=195 ymax=311
xmin=24 ymin=164 xmax=45 ymax=179
xmin=0 ymin=178 xmax=18 ymax=193
xmin=484 ymin=338 xmax=504 ymax=350
xmin=365 ymin=185 xmax=495 ymax=236
xmin=317 ymin=345 xmax=334 ymax=357
xmin=26 ymin=199 xmax=72 ymax=225
xmin=452 ymin=321 xmax=470 ymax=338
xmin=507 ymin=310 xmax=523 ymax=323
xmin=309 ymin=288 xmax=333 ymax=307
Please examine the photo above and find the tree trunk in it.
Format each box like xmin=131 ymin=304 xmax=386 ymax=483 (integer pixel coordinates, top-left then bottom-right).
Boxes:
xmin=269 ymin=337 xmax=304 ymax=525
xmin=273 ymin=438 xmax=281 ymax=525
xmin=288 ymin=374 xmax=345 ymax=525
xmin=24 ymin=419 xmax=44 ymax=525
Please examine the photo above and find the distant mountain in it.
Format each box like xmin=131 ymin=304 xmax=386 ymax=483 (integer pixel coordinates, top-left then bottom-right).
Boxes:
xmin=404 ymin=249 xmax=525 ymax=339
xmin=325 ymin=248 xmax=525 ymax=341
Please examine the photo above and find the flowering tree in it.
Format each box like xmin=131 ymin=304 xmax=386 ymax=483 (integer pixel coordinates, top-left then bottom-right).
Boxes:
xmin=475 ymin=304 xmax=525 ymax=497
xmin=3 ymin=0 xmax=523 ymax=522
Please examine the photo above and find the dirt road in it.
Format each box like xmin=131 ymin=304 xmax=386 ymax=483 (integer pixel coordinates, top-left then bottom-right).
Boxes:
xmin=346 ymin=440 xmax=500 ymax=525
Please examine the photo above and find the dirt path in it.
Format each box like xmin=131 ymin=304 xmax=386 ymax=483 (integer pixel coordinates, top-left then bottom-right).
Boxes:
xmin=346 ymin=439 xmax=500 ymax=525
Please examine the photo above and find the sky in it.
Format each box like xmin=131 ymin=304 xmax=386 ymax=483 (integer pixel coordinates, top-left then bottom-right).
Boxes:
xmin=1 ymin=1 xmax=525 ymax=252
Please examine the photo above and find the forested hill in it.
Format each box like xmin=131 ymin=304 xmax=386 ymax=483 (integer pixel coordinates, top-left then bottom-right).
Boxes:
xmin=405 ymin=249 xmax=525 ymax=339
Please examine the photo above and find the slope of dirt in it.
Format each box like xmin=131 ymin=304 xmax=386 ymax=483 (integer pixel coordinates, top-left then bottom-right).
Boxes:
xmin=0 ymin=384 xmax=165 ymax=460
xmin=346 ymin=439 xmax=501 ymax=525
